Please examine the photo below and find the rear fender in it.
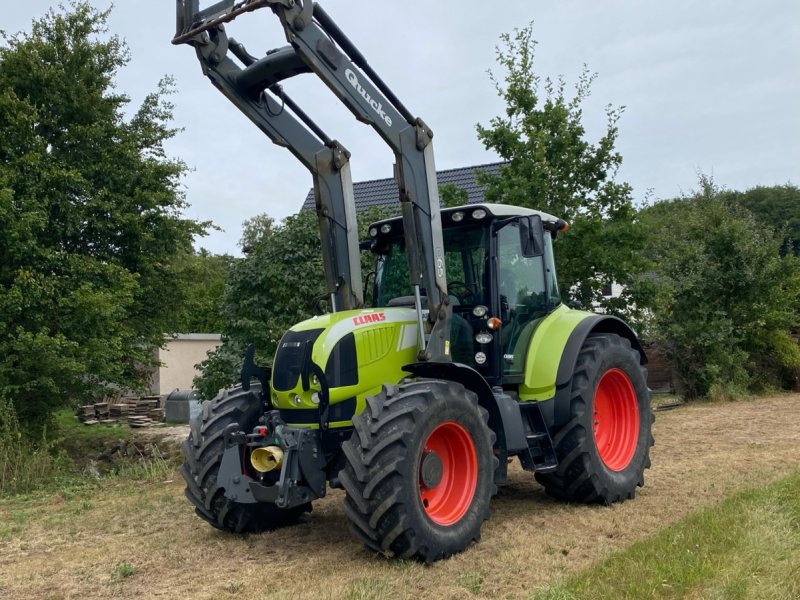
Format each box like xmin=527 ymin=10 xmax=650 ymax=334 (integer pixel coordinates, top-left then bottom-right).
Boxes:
xmin=551 ymin=315 xmax=646 ymax=428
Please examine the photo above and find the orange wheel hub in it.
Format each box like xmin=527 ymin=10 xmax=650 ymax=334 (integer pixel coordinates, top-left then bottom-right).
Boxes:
xmin=418 ymin=422 xmax=477 ymax=526
xmin=593 ymin=368 xmax=639 ymax=471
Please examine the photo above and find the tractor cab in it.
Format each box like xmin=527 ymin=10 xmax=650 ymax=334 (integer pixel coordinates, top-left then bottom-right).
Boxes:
xmin=367 ymin=203 xmax=567 ymax=385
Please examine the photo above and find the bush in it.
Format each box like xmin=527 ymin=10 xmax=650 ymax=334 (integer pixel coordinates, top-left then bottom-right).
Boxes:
xmin=641 ymin=179 xmax=800 ymax=399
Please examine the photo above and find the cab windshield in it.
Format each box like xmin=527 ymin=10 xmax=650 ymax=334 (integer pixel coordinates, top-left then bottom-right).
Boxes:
xmin=374 ymin=225 xmax=488 ymax=308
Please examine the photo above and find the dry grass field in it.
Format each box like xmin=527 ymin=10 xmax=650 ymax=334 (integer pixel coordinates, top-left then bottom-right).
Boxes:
xmin=1 ymin=394 xmax=799 ymax=600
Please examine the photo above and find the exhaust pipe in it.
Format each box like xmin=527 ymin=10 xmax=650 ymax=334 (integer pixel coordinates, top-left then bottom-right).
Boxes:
xmin=250 ymin=446 xmax=284 ymax=473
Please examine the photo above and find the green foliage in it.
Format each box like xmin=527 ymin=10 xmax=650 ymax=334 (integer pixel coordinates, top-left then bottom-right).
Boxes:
xmin=195 ymin=207 xmax=393 ymax=399
xmin=0 ymin=3 xmax=207 ymax=430
xmin=725 ymin=184 xmax=800 ymax=256
xmin=169 ymin=249 xmax=233 ymax=333
xmin=194 ymin=211 xmax=325 ymax=399
xmin=439 ymin=183 xmax=468 ymax=208
xmin=641 ymin=178 xmax=800 ymax=399
xmin=476 ymin=24 xmax=647 ymax=316
xmin=113 ymin=562 xmax=136 ymax=579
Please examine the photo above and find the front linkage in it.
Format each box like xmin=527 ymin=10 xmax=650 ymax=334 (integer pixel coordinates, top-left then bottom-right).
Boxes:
xmin=216 ymin=411 xmax=327 ymax=509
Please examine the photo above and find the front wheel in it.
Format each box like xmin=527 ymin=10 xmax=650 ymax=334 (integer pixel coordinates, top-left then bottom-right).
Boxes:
xmin=339 ymin=380 xmax=498 ymax=562
xmin=535 ymin=333 xmax=654 ymax=504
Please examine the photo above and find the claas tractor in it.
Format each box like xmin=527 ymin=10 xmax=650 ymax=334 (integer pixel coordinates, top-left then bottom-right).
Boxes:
xmin=174 ymin=0 xmax=653 ymax=563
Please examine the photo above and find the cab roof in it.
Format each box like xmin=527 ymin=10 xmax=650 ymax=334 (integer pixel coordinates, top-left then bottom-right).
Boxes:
xmin=369 ymin=203 xmax=561 ymax=230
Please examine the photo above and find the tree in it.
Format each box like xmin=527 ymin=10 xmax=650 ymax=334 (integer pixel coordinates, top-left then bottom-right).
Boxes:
xmin=170 ymin=249 xmax=234 ymax=334
xmin=476 ymin=24 xmax=648 ymax=316
xmin=439 ymin=183 xmax=468 ymax=208
xmin=725 ymin=184 xmax=800 ymax=256
xmin=640 ymin=179 xmax=800 ymax=399
xmin=0 ymin=3 xmax=207 ymax=430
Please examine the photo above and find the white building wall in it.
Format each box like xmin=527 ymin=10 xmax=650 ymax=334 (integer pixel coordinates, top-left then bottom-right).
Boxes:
xmin=150 ymin=334 xmax=222 ymax=396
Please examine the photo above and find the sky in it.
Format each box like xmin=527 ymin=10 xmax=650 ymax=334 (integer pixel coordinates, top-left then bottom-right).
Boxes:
xmin=4 ymin=1 xmax=799 ymax=255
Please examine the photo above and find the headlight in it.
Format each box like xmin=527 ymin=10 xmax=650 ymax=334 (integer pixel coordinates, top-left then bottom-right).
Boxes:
xmin=472 ymin=305 xmax=488 ymax=317
xmin=451 ymin=211 xmax=465 ymax=222
xmin=472 ymin=209 xmax=487 ymax=220
xmin=474 ymin=352 xmax=487 ymax=364
xmin=380 ymin=223 xmax=392 ymax=234
xmin=475 ymin=332 xmax=493 ymax=344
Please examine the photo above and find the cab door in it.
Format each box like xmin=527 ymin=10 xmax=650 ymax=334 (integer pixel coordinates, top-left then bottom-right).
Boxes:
xmin=494 ymin=216 xmax=560 ymax=381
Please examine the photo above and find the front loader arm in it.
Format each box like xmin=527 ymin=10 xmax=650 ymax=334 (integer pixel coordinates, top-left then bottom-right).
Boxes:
xmin=174 ymin=0 xmax=451 ymax=362
xmin=174 ymin=0 xmax=362 ymax=312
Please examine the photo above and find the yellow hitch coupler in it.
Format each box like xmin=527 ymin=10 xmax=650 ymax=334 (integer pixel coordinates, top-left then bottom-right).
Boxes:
xmin=250 ymin=446 xmax=284 ymax=473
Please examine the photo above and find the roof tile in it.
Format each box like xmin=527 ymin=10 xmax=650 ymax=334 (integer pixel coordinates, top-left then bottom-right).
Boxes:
xmin=302 ymin=161 xmax=505 ymax=212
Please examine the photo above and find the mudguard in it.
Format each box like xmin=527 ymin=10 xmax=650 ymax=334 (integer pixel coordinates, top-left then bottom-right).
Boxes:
xmin=551 ymin=313 xmax=647 ymax=428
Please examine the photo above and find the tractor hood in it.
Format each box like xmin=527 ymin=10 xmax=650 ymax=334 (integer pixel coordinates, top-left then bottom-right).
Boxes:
xmin=270 ymin=307 xmax=420 ymax=427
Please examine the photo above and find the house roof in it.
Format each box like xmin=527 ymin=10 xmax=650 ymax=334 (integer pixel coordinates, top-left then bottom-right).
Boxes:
xmin=301 ymin=161 xmax=505 ymax=212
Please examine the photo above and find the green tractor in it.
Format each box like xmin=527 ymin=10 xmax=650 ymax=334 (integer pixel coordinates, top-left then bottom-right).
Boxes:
xmin=175 ymin=0 xmax=653 ymax=563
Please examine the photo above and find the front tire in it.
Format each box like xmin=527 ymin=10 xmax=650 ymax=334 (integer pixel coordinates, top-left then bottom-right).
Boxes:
xmin=535 ymin=333 xmax=654 ymax=504
xmin=181 ymin=384 xmax=311 ymax=533
xmin=339 ymin=380 xmax=498 ymax=562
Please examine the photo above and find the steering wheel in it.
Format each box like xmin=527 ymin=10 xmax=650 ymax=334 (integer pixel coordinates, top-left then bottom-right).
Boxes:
xmin=447 ymin=281 xmax=473 ymax=303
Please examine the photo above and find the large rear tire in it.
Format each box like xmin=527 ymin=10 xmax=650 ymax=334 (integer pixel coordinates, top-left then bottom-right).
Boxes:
xmin=535 ymin=333 xmax=654 ymax=504
xmin=339 ymin=380 xmax=498 ymax=563
xmin=181 ymin=384 xmax=311 ymax=532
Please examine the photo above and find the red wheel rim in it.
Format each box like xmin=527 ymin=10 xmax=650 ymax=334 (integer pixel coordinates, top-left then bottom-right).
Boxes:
xmin=593 ymin=368 xmax=639 ymax=471
xmin=418 ymin=422 xmax=477 ymax=526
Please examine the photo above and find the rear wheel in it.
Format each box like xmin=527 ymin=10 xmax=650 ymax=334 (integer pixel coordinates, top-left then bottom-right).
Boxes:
xmin=339 ymin=380 xmax=497 ymax=562
xmin=535 ymin=334 xmax=654 ymax=503
xmin=181 ymin=384 xmax=311 ymax=532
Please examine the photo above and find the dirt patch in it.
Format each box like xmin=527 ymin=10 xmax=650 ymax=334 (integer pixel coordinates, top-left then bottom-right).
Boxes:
xmin=135 ymin=424 xmax=190 ymax=448
xmin=1 ymin=394 xmax=799 ymax=599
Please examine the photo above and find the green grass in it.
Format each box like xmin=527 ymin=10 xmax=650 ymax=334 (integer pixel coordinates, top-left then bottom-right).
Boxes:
xmin=0 ymin=398 xmax=70 ymax=495
xmin=345 ymin=576 xmax=389 ymax=600
xmin=457 ymin=571 xmax=484 ymax=594
xmin=107 ymin=448 xmax=173 ymax=481
xmin=1 ymin=409 xmax=173 ymax=499
xmin=532 ymin=471 xmax=800 ymax=600
xmin=113 ymin=562 xmax=136 ymax=579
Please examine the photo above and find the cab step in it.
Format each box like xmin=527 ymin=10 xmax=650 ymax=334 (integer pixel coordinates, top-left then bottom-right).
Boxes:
xmin=518 ymin=404 xmax=558 ymax=473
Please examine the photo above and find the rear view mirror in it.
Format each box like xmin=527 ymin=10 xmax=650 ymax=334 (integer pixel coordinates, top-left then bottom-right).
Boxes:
xmin=519 ymin=214 xmax=545 ymax=257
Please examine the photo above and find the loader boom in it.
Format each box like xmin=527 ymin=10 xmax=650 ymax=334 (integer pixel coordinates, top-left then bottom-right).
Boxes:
xmin=174 ymin=0 xmax=452 ymax=361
